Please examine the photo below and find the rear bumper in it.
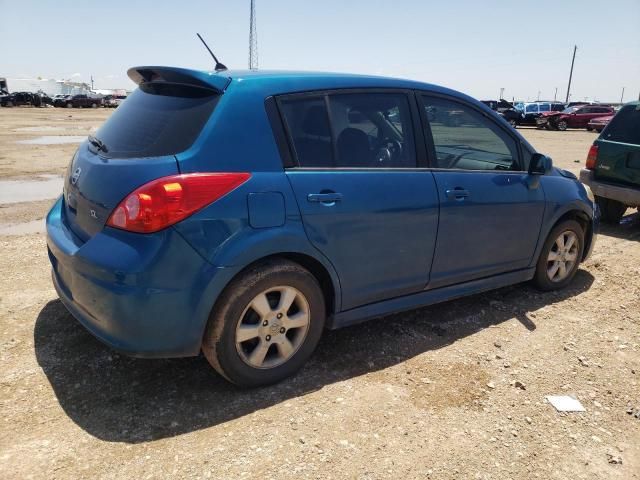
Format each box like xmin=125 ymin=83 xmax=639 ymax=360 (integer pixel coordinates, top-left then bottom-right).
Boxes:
xmin=46 ymin=197 xmax=231 ymax=358
xmin=580 ymin=168 xmax=640 ymax=207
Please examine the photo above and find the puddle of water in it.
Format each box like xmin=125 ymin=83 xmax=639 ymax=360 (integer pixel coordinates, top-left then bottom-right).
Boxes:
xmin=0 ymin=219 xmax=45 ymax=236
xmin=0 ymin=176 xmax=63 ymax=204
xmin=16 ymin=135 xmax=86 ymax=145
xmin=15 ymin=126 xmax=98 ymax=132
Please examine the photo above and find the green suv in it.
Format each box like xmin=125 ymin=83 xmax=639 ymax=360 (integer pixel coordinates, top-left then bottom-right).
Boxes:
xmin=580 ymin=102 xmax=640 ymax=223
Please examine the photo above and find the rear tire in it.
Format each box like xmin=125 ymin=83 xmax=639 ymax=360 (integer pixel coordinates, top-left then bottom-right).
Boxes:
xmin=533 ymin=220 xmax=584 ymax=291
xmin=202 ymin=259 xmax=326 ymax=387
xmin=596 ymin=196 xmax=626 ymax=224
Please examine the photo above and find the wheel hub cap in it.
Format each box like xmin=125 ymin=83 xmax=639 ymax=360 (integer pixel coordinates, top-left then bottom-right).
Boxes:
xmin=546 ymin=230 xmax=579 ymax=282
xmin=235 ymin=286 xmax=310 ymax=369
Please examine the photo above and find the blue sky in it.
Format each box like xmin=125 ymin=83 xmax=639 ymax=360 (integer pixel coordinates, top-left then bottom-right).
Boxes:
xmin=2 ymin=0 xmax=639 ymax=102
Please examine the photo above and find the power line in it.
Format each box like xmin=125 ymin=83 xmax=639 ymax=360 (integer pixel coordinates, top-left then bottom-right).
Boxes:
xmin=249 ymin=0 xmax=258 ymax=70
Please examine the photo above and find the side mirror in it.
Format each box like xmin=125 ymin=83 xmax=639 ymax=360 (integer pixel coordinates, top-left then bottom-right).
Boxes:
xmin=529 ymin=153 xmax=553 ymax=175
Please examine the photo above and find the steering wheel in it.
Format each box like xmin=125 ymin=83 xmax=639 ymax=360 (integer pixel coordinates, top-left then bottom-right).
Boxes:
xmin=373 ymin=139 xmax=403 ymax=164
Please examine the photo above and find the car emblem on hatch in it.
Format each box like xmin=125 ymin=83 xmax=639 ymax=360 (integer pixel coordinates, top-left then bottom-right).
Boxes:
xmin=71 ymin=167 xmax=82 ymax=185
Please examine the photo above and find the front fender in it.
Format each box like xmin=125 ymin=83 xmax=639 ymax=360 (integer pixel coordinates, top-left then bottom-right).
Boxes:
xmin=529 ymin=175 xmax=595 ymax=267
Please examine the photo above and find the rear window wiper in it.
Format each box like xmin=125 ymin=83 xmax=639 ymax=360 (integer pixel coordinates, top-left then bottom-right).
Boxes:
xmin=88 ymin=135 xmax=109 ymax=153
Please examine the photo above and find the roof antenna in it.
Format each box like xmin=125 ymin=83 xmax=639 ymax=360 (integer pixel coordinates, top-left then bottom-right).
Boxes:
xmin=196 ymin=33 xmax=227 ymax=72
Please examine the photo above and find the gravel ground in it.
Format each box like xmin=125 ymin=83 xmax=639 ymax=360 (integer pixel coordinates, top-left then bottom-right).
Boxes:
xmin=0 ymin=108 xmax=638 ymax=479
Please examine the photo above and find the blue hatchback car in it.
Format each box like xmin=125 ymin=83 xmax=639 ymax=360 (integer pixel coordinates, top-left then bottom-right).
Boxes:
xmin=46 ymin=67 xmax=598 ymax=386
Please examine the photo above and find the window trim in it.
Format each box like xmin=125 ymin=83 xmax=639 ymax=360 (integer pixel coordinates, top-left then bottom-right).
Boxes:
xmin=274 ymin=88 xmax=423 ymax=170
xmin=416 ymin=91 xmax=526 ymax=173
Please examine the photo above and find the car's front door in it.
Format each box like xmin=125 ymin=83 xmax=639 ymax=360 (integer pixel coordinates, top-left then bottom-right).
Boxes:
xmin=279 ymin=91 xmax=439 ymax=310
xmin=570 ymin=107 xmax=595 ymax=128
xmin=419 ymin=94 xmax=546 ymax=288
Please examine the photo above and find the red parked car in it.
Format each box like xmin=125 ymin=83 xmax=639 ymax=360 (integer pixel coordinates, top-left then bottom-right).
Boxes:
xmin=536 ymin=105 xmax=614 ymax=131
xmin=587 ymin=114 xmax=614 ymax=132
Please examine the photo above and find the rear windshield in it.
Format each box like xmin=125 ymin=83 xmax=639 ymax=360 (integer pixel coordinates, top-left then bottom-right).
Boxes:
xmin=601 ymin=105 xmax=640 ymax=145
xmin=93 ymin=83 xmax=219 ymax=158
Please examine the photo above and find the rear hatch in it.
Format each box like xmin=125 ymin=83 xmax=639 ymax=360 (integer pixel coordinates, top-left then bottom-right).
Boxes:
xmin=594 ymin=103 xmax=640 ymax=188
xmin=63 ymin=68 xmax=225 ymax=241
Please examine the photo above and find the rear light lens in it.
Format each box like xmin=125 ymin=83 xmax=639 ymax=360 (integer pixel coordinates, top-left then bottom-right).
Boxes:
xmin=586 ymin=144 xmax=599 ymax=169
xmin=107 ymin=173 xmax=250 ymax=233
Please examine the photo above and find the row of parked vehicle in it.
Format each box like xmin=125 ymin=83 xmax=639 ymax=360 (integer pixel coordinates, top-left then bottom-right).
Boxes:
xmin=0 ymin=91 xmax=126 ymax=108
xmin=481 ymin=99 xmax=617 ymax=132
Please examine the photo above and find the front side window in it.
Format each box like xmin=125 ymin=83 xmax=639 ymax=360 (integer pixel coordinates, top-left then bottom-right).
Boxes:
xmin=279 ymin=92 xmax=416 ymax=168
xmin=422 ymin=95 xmax=519 ymax=171
xmin=525 ymin=104 xmax=538 ymax=114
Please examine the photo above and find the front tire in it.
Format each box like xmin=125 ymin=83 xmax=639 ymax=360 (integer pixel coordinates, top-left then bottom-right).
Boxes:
xmin=202 ymin=259 xmax=325 ymax=387
xmin=533 ymin=220 xmax=584 ymax=291
xmin=557 ymin=120 xmax=568 ymax=131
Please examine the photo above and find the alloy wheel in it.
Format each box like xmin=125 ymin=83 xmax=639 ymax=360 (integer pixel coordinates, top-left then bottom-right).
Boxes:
xmin=547 ymin=230 xmax=579 ymax=282
xmin=235 ymin=286 xmax=310 ymax=369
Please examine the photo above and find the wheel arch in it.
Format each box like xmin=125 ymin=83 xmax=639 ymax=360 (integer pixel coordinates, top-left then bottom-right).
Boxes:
xmin=547 ymin=208 xmax=594 ymax=262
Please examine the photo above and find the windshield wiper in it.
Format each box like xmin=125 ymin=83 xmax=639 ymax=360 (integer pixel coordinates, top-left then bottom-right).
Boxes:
xmin=88 ymin=135 xmax=108 ymax=153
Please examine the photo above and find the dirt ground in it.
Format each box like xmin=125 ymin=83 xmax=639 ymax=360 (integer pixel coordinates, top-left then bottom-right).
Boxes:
xmin=0 ymin=108 xmax=638 ymax=479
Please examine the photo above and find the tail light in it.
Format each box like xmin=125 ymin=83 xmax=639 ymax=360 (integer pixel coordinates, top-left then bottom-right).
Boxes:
xmin=586 ymin=144 xmax=599 ymax=169
xmin=107 ymin=173 xmax=250 ymax=233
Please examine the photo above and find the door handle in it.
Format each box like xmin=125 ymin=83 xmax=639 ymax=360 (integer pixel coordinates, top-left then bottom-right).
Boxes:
xmin=307 ymin=192 xmax=343 ymax=204
xmin=445 ymin=188 xmax=470 ymax=200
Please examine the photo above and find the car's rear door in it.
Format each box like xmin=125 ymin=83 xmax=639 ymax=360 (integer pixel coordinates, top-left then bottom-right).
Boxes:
xmin=279 ymin=90 xmax=439 ymax=311
xmin=418 ymin=93 xmax=546 ymax=288
xmin=595 ymin=103 xmax=640 ymax=186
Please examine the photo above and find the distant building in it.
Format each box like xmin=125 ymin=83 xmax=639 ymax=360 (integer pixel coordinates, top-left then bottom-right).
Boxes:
xmin=4 ymin=77 xmax=92 ymax=96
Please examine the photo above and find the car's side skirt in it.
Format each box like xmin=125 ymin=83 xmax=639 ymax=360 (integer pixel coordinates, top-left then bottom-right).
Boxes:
xmin=328 ymin=268 xmax=535 ymax=329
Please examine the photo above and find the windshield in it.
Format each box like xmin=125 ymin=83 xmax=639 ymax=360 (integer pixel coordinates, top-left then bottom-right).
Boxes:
xmin=562 ymin=107 xmax=580 ymax=114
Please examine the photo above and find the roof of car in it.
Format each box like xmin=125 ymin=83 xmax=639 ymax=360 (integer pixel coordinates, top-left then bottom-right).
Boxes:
xmin=127 ymin=66 xmax=472 ymax=101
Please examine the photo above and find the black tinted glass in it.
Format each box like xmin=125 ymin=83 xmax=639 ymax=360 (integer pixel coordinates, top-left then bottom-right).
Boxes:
xmin=279 ymin=97 xmax=333 ymax=167
xmin=94 ymin=83 xmax=219 ymax=158
xmin=602 ymin=105 xmax=640 ymax=145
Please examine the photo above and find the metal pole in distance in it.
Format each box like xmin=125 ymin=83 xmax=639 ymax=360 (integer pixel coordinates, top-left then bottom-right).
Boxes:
xmin=620 ymin=87 xmax=625 ymax=104
xmin=554 ymin=87 xmax=558 ymax=102
xmin=249 ymin=0 xmax=258 ymax=70
xmin=565 ymin=45 xmax=577 ymax=104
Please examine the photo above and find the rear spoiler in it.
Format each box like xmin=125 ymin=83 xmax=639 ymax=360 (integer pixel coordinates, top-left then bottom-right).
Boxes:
xmin=127 ymin=66 xmax=231 ymax=93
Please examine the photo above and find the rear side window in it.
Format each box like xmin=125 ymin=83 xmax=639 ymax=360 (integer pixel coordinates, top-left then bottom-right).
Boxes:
xmin=601 ymin=105 xmax=640 ymax=145
xmin=94 ymin=83 xmax=219 ymax=158
xmin=279 ymin=92 xmax=416 ymax=168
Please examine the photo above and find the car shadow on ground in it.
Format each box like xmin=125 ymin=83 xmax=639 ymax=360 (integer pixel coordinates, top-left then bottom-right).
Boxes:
xmin=598 ymin=211 xmax=640 ymax=242
xmin=35 ymin=270 xmax=594 ymax=443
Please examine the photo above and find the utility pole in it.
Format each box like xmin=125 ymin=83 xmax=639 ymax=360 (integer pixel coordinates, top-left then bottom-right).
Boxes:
xmin=537 ymin=90 xmax=541 ymax=101
xmin=499 ymin=87 xmax=504 ymax=100
xmin=90 ymin=75 xmax=94 ymax=91
xmin=565 ymin=45 xmax=577 ymax=104
xmin=554 ymin=87 xmax=558 ymax=102
xmin=620 ymin=87 xmax=625 ymax=104
xmin=249 ymin=0 xmax=258 ymax=70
